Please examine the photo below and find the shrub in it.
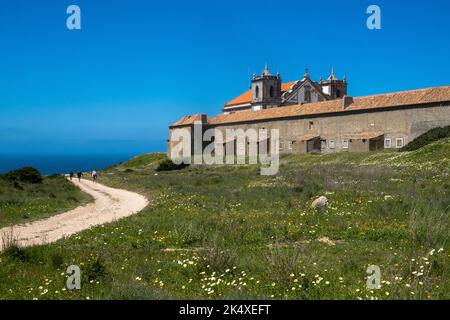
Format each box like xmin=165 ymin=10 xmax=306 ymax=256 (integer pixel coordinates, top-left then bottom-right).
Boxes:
xmin=3 ymin=245 xmax=30 ymax=262
xmin=156 ymin=159 xmax=189 ymax=172
xmin=84 ymin=256 xmax=108 ymax=281
xmin=50 ymin=252 xmax=65 ymax=269
xmin=197 ymin=239 xmax=236 ymax=272
xmin=265 ymin=246 xmax=301 ymax=285
xmin=401 ymin=126 xmax=450 ymax=152
xmin=4 ymin=167 xmax=43 ymax=184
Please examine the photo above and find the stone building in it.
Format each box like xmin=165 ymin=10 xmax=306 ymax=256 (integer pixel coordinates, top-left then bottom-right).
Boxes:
xmin=169 ymin=66 xmax=450 ymax=155
xmin=223 ymin=65 xmax=346 ymax=114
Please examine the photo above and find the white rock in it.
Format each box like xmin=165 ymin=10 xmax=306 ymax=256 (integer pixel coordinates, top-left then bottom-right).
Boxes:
xmin=384 ymin=195 xmax=393 ymax=201
xmin=311 ymin=196 xmax=329 ymax=210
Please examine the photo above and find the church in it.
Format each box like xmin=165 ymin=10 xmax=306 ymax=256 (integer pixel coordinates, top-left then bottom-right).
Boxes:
xmin=223 ymin=65 xmax=347 ymax=114
xmin=168 ymin=65 xmax=450 ymax=155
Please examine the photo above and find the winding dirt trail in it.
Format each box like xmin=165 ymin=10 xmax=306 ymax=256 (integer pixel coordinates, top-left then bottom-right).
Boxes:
xmin=0 ymin=179 xmax=149 ymax=251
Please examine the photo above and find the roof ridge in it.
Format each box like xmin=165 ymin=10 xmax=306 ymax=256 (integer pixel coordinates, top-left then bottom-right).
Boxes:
xmin=352 ymin=85 xmax=450 ymax=100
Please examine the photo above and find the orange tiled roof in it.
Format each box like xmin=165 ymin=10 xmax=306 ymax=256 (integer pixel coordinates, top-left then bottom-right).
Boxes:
xmin=210 ymin=85 xmax=450 ymax=126
xmin=171 ymin=114 xmax=210 ymax=126
xmin=170 ymin=85 xmax=450 ymax=128
xmin=348 ymin=132 xmax=385 ymax=140
xmin=224 ymin=81 xmax=297 ymax=107
xmin=290 ymin=134 xmax=321 ymax=141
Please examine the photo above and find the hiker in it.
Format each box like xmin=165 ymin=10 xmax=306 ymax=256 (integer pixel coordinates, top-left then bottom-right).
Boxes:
xmin=77 ymin=172 xmax=83 ymax=182
xmin=92 ymin=170 xmax=98 ymax=183
xmin=69 ymin=171 xmax=74 ymax=180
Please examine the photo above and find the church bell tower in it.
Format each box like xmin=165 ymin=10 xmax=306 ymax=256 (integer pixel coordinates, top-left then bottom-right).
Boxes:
xmin=320 ymin=68 xmax=347 ymax=100
xmin=251 ymin=64 xmax=282 ymax=110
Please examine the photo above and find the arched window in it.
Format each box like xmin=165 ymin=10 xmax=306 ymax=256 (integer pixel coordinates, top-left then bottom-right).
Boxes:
xmin=336 ymin=89 xmax=341 ymax=98
xmin=270 ymin=86 xmax=274 ymax=97
xmin=255 ymin=86 xmax=260 ymax=98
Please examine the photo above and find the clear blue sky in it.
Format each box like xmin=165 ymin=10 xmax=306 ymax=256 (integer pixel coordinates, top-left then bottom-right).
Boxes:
xmin=1 ymin=0 xmax=449 ymax=155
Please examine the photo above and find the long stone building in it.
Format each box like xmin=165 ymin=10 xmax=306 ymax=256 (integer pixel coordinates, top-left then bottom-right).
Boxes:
xmin=168 ymin=66 xmax=450 ymax=155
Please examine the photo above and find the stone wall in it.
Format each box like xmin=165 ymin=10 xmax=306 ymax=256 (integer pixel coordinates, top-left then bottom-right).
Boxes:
xmin=168 ymin=103 xmax=450 ymax=156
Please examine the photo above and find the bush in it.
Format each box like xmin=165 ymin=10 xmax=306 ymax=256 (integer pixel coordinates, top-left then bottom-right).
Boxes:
xmin=401 ymin=126 xmax=450 ymax=152
xmin=156 ymin=159 xmax=189 ymax=172
xmin=3 ymin=245 xmax=30 ymax=262
xmin=3 ymin=167 xmax=43 ymax=184
xmin=84 ymin=256 xmax=108 ymax=281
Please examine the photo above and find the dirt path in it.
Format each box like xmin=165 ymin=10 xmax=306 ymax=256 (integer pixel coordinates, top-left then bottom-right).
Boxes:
xmin=0 ymin=179 xmax=149 ymax=251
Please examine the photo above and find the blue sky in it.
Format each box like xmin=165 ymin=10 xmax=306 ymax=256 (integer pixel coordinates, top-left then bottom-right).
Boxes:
xmin=1 ymin=0 xmax=450 ymax=154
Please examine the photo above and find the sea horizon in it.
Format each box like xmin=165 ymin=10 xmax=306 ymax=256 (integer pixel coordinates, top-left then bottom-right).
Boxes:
xmin=0 ymin=152 xmax=163 ymax=175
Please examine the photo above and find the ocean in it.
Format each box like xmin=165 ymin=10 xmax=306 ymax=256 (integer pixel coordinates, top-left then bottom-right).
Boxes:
xmin=0 ymin=154 xmax=140 ymax=175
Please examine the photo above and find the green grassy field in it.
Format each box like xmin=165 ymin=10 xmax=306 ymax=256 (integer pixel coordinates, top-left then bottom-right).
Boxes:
xmin=0 ymin=174 xmax=92 ymax=228
xmin=0 ymin=140 xmax=448 ymax=300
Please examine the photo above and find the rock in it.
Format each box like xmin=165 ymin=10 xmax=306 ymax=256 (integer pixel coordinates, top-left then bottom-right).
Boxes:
xmin=384 ymin=195 xmax=393 ymax=201
xmin=317 ymin=236 xmax=336 ymax=246
xmin=311 ymin=196 xmax=329 ymax=210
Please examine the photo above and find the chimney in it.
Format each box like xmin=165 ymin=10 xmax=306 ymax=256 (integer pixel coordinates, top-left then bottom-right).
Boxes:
xmin=200 ymin=114 xmax=208 ymax=123
xmin=342 ymin=95 xmax=354 ymax=109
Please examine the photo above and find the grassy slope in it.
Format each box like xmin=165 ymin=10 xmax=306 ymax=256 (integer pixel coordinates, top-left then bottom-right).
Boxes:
xmin=0 ymin=140 xmax=448 ymax=300
xmin=0 ymin=175 xmax=93 ymax=228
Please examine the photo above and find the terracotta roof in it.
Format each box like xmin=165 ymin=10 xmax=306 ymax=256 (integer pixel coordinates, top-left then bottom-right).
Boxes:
xmin=224 ymin=81 xmax=297 ymax=107
xmin=290 ymin=134 xmax=320 ymax=141
xmin=172 ymin=114 xmax=210 ymax=126
xmin=210 ymin=85 xmax=450 ymax=126
xmin=347 ymin=132 xmax=385 ymax=140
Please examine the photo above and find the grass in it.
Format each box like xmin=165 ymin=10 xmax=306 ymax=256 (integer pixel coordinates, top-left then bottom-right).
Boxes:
xmin=400 ymin=126 xmax=450 ymax=152
xmin=0 ymin=140 xmax=449 ymax=300
xmin=0 ymin=174 xmax=93 ymax=228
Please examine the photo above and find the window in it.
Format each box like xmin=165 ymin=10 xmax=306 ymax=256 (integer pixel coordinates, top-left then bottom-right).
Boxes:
xmin=255 ymin=86 xmax=260 ymax=98
xmin=279 ymin=141 xmax=284 ymax=151
xmin=385 ymin=139 xmax=392 ymax=148
xmin=308 ymin=121 xmax=314 ymax=130
xmin=342 ymin=139 xmax=349 ymax=149
xmin=270 ymin=86 xmax=274 ymax=97
xmin=321 ymin=140 xmax=327 ymax=150
xmin=396 ymin=138 xmax=404 ymax=148
xmin=336 ymin=89 xmax=341 ymax=98
xmin=329 ymin=140 xmax=335 ymax=149
xmin=304 ymin=86 xmax=311 ymax=103
xmin=260 ymin=128 xmax=267 ymax=136
xmin=288 ymin=141 xmax=294 ymax=150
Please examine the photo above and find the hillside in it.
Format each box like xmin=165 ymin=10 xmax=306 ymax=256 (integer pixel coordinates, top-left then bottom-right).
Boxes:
xmin=0 ymin=171 xmax=92 ymax=228
xmin=0 ymin=140 xmax=448 ymax=300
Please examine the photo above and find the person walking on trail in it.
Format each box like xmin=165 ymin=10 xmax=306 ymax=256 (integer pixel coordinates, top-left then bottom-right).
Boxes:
xmin=77 ymin=172 xmax=83 ymax=182
xmin=92 ymin=170 xmax=98 ymax=183
xmin=69 ymin=171 xmax=74 ymax=180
